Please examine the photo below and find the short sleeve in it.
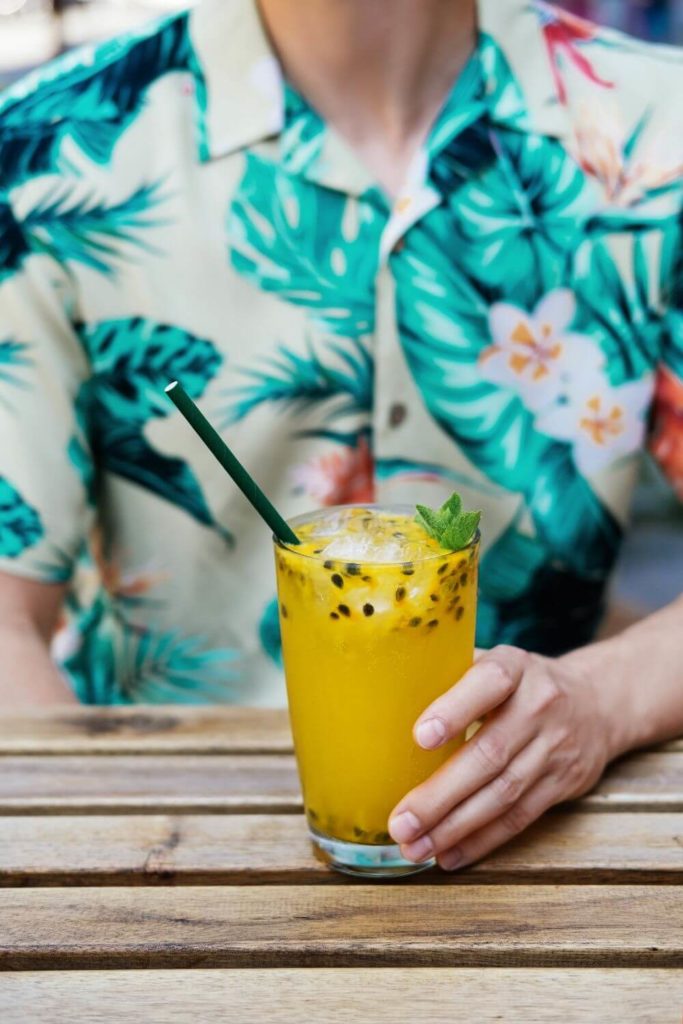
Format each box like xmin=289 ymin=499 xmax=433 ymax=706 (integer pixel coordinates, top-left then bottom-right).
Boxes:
xmin=0 ymin=194 xmax=94 ymax=582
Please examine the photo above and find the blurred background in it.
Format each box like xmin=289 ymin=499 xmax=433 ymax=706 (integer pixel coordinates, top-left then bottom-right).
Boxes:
xmin=1 ymin=0 xmax=682 ymax=622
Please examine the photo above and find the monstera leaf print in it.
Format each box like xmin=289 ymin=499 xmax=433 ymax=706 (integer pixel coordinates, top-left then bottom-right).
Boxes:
xmin=229 ymin=153 xmax=380 ymax=338
xmin=0 ymin=477 xmax=43 ymax=559
xmin=0 ymin=13 xmax=197 ymax=190
xmin=436 ymin=126 xmax=592 ymax=297
xmin=70 ymin=318 xmax=229 ymax=540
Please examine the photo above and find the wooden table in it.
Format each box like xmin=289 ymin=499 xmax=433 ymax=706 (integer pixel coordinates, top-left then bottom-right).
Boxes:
xmin=0 ymin=707 xmax=681 ymax=1022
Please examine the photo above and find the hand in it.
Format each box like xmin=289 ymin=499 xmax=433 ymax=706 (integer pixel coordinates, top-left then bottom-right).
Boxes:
xmin=388 ymin=645 xmax=611 ymax=871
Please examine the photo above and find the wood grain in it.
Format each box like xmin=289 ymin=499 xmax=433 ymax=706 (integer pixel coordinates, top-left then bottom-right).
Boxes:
xmin=0 ymin=885 xmax=680 ymax=968
xmin=0 ymin=751 xmax=682 ymax=815
xmin=2 ymin=705 xmax=678 ymax=756
xmin=1 ymin=812 xmax=682 ymax=887
xmin=1 ymin=969 xmax=681 ymax=1023
xmin=0 ymin=707 xmax=292 ymax=755
xmin=0 ymin=755 xmax=302 ymax=815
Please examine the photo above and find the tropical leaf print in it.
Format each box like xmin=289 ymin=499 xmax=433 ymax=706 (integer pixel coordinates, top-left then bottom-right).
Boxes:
xmin=0 ymin=477 xmax=43 ymax=559
xmin=20 ymin=180 xmax=168 ymax=276
xmin=376 ymin=457 xmax=506 ymax=498
xmin=0 ymin=340 xmax=32 ymax=398
xmin=573 ymin=238 xmax=662 ymax=384
xmin=228 ymin=153 xmax=380 ymax=338
xmin=434 ymin=126 xmax=592 ymax=296
xmin=259 ymin=597 xmax=283 ymax=667
xmin=222 ymin=336 xmax=372 ymax=426
xmin=70 ymin=318 xmax=230 ymax=540
xmin=0 ymin=13 xmax=198 ymax=190
xmin=0 ymin=199 xmax=29 ymax=283
xmin=392 ymin=222 xmax=621 ymax=572
xmin=62 ymin=594 xmax=240 ymax=705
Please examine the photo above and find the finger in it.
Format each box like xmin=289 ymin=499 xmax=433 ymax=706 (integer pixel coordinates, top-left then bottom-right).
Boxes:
xmin=389 ymin=709 xmax=538 ymax=846
xmin=437 ymin=776 xmax=560 ymax=871
xmin=401 ymin=736 xmax=548 ymax=862
xmin=413 ymin=645 xmax=530 ymax=751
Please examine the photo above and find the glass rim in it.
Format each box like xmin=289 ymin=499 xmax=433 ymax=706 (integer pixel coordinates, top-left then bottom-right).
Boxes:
xmin=274 ymin=502 xmax=480 ymax=566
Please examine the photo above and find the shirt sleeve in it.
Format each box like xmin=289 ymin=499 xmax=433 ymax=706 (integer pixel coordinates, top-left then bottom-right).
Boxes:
xmin=0 ymin=194 xmax=94 ymax=583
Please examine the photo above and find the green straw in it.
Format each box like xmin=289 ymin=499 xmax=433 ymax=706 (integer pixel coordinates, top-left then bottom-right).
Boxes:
xmin=165 ymin=381 xmax=300 ymax=546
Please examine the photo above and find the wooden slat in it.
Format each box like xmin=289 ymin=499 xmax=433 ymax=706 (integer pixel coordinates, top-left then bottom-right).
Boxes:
xmin=1 ymin=969 xmax=681 ymax=1023
xmin=580 ymin=752 xmax=683 ymax=812
xmin=0 ymin=754 xmax=301 ymax=815
xmin=0 ymin=885 xmax=679 ymax=968
xmin=0 ymin=707 xmax=292 ymax=755
xmin=2 ymin=705 xmax=678 ymax=756
xmin=0 ymin=751 xmax=682 ymax=815
xmin=1 ymin=812 xmax=682 ymax=887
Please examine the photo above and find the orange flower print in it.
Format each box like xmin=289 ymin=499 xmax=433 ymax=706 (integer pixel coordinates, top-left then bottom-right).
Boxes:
xmin=572 ymin=102 xmax=683 ymax=208
xmin=537 ymin=376 xmax=653 ymax=475
xmin=650 ymin=368 xmax=683 ymax=499
xmin=480 ymin=289 xmax=603 ymax=414
xmin=291 ymin=436 xmax=375 ymax=506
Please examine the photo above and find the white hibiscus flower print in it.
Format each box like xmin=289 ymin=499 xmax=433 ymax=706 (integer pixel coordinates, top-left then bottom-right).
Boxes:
xmin=537 ymin=375 xmax=654 ymax=475
xmin=480 ymin=289 xmax=604 ymax=414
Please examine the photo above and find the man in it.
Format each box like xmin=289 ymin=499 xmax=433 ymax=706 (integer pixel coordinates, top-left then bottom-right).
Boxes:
xmin=1 ymin=0 xmax=682 ymax=870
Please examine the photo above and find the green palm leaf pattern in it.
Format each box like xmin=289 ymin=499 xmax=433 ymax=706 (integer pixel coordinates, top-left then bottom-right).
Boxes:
xmin=0 ymin=199 xmax=30 ymax=283
xmin=574 ymin=237 xmax=665 ymax=384
xmin=0 ymin=13 xmax=199 ymax=189
xmin=20 ymin=180 xmax=168 ymax=276
xmin=69 ymin=317 xmax=230 ymax=540
xmin=229 ymin=153 xmax=380 ymax=338
xmin=63 ymin=594 xmax=240 ymax=705
xmin=0 ymin=340 xmax=32 ymax=401
xmin=0 ymin=476 xmax=43 ymax=559
xmin=221 ymin=335 xmax=373 ymax=427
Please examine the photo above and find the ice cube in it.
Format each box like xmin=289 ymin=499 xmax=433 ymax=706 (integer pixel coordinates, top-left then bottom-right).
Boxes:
xmin=321 ymin=535 xmax=411 ymax=564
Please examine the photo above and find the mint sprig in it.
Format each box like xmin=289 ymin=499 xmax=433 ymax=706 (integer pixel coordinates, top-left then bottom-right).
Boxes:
xmin=415 ymin=492 xmax=481 ymax=551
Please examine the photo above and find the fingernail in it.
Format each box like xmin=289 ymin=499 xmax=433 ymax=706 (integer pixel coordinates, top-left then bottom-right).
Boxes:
xmin=416 ymin=718 xmax=447 ymax=749
xmin=388 ymin=810 xmax=421 ymax=843
xmin=403 ymin=834 xmax=434 ymax=863
xmin=440 ymin=847 xmax=464 ymax=872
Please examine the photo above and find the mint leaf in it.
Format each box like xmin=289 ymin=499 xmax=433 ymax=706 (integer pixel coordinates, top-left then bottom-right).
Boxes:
xmin=439 ymin=493 xmax=462 ymax=520
xmin=415 ymin=504 xmax=444 ymax=540
xmin=414 ymin=492 xmax=481 ymax=551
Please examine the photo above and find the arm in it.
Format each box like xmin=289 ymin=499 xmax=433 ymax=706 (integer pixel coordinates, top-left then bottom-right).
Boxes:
xmin=388 ymin=595 xmax=683 ymax=870
xmin=0 ymin=572 xmax=77 ymax=707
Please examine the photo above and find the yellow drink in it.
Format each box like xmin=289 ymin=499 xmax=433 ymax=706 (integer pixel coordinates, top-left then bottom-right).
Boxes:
xmin=275 ymin=504 xmax=478 ymax=877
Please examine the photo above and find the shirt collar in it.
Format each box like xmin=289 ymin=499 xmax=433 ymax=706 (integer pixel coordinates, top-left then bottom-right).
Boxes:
xmin=189 ymin=0 xmax=571 ymax=166
xmin=189 ymin=0 xmax=285 ymax=161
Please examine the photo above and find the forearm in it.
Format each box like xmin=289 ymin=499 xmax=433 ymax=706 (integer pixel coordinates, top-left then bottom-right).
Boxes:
xmin=0 ymin=619 xmax=78 ymax=707
xmin=562 ymin=594 xmax=683 ymax=760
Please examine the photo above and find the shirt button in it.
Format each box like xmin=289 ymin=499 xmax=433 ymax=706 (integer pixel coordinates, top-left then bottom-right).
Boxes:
xmin=389 ymin=402 xmax=408 ymax=428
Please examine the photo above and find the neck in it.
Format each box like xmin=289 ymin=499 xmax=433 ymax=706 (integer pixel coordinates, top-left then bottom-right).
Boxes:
xmin=256 ymin=0 xmax=477 ymax=194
